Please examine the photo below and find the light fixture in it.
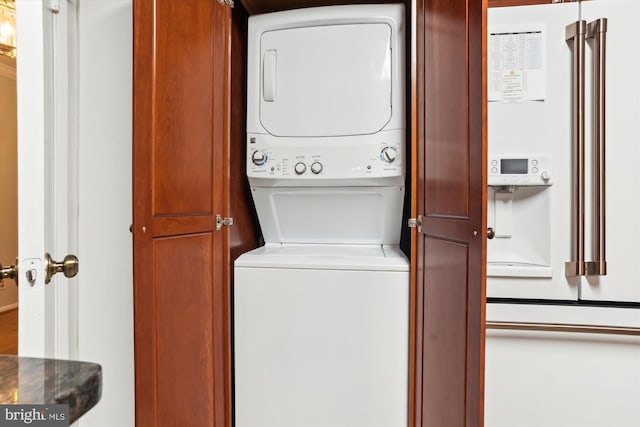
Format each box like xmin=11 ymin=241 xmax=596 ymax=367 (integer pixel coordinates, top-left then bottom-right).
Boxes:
xmin=0 ymin=0 xmax=15 ymax=59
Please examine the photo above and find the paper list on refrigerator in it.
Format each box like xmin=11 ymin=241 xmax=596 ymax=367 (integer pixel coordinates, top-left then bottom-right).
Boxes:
xmin=489 ymin=25 xmax=546 ymax=102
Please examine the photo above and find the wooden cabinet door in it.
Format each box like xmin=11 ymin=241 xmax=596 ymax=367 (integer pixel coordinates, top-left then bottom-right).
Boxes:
xmin=132 ymin=1 xmax=232 ymax=425
xmin=412 ymin=0 xmax=486 ymax=425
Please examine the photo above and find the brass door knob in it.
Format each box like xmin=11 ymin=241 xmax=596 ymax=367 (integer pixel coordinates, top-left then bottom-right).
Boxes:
xmin=45 ymin=253 xmax=79 ymax=284
xmin=0 ymin=258 xmax=18 ymax=286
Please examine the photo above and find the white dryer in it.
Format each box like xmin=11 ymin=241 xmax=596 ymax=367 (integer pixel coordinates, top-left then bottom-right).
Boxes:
xmin=235 ymin=4 xmax=408 ymax=426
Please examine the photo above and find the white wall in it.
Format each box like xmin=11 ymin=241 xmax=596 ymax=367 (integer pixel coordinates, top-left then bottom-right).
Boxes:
xmin=0 ymin=57 xmax=18 ymax=312
xmin=77 ymin=1 xmax=133 ymax=425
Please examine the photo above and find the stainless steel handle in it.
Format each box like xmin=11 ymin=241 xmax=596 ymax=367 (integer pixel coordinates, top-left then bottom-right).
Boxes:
xmin=565 ymin=21 xmax=587 ymax=277
xmin=487 ymin=321 xmax=640 ymax=337
xmin=585 ymin=18 xmax=608 ymax=276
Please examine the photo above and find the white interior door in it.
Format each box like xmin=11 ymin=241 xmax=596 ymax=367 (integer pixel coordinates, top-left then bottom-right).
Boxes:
xmin=16 ymin=0 xmax=79 ymax=359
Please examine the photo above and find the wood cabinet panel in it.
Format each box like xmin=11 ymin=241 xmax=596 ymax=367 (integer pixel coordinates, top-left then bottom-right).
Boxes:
xmin=152 ymin=1 xmax=215 ymax=216
xmin=133 ymin=1 xmax=232 ymax=426
xmin=154 ymin=233 xmax=215 ymax=424
xmin=423 ymin=0 xmax=470 ymax=218
xmin=413 ymin=0 xmax=486 ymax=425
xmin=422 ymin=237 xmax=468 ymax=427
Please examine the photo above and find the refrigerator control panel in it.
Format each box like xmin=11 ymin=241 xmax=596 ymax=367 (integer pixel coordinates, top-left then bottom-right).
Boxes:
xmin=488 ymin=155 xmax=552 ymax=186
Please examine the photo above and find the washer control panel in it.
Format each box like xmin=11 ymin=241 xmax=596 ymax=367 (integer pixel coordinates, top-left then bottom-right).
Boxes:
xmin=247 ymin=133 xmax=404 ymax=180
xmin=488 ymin=155 xmax=552 ymax=186
xmin=251 ymin=150 xmax=268 ymax=166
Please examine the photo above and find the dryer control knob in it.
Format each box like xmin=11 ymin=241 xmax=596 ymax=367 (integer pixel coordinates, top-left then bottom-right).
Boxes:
xmin=311 ymin=161 xmax=323 ymax=175
xmin=294 ymin=162 xmax=307 ymax=175
xmin=251 ymin=150 xmax=268 ymax=166
xmin=380 ymin=146 xmax=397 ymax=163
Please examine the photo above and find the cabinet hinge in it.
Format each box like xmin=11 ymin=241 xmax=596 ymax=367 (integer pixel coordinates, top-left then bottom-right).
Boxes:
xmin=408 ymin=215 xmax=423 ymax=233
xmin=216 ymin=214 xmax=234 ymax=231
xmin=217 ymin=0 xmax=235 ymax=8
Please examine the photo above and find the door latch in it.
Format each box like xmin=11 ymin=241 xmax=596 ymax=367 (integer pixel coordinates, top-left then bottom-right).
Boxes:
xmin=216 ymin=214 xmax=234 ymax=231
xmin=408 ymin=215 xmax=423 ymax=233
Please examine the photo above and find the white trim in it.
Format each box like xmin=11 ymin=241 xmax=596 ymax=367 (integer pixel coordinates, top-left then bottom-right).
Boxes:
xmin=0 ymin=302 xmax=18 ymax=313
xmin=0 ymin=56 xmax=16 ymax=80
xmin=17 ymin=0 xmax=48 ymax=358
xmin=49 ymin=0 xmax=79 ymax=362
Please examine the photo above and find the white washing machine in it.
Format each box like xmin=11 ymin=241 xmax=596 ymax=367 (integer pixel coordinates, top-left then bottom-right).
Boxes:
xmin=235 ymin=245 xmax=409 ymax=426
xmin=235 ymin=5 xmax=408 ymax=426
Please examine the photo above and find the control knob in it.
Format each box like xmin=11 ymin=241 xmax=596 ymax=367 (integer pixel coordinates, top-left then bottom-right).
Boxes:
xmin=294 ymin=162 xmax=307 ymax=175
xmin=541 ymin=170 xmax=551 ymax=182
xmin=380 ymin=146 xmax=397 ymax=163
xmin=311 ymin=161 xmax=323 ymax=175
xmin=251 ymin=150 xmax=267 ymax=166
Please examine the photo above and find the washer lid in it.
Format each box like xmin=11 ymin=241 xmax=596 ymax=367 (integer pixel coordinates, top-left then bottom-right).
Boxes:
xmin=235 ymin=244 xmax=409 ymax=271
xmin=259 ymin=23 xmax=392 ymax=137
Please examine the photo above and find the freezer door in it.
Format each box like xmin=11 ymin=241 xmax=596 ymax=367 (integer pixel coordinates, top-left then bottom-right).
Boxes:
xmin=259 ymin=23 xmax=392 ymax=137
xmin=580 ymin=0 xmax=640 ymax=303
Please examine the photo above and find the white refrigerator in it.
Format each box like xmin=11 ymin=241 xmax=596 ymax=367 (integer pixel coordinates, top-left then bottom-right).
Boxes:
xmin=485 ymin=1 xmax=640 ymax=425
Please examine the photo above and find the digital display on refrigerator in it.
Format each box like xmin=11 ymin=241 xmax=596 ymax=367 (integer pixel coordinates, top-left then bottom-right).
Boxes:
xmin=501 ymin=158 xmax=528 ymax=174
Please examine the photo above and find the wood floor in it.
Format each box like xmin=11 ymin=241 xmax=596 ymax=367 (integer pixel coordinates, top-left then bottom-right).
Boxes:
xmin=0 ymin=308 xmax=18 ymax=354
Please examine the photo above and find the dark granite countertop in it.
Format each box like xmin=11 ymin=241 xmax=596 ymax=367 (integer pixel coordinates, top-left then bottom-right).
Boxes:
xmin=0 ymin=355 xmax=102 ymax=423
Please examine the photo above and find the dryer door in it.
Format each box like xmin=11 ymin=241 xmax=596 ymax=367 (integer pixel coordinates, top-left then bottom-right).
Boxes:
xmin=260 ymin=23 xmax=392 ymax=137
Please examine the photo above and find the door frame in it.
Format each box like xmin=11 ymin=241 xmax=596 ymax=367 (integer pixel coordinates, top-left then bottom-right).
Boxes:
xmin=16 ymin=0 xmax=50 ymax=357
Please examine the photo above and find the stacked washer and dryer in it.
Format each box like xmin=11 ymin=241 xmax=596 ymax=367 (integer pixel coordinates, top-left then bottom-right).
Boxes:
xmin=234 ymin=5 xmax=408 ymax=426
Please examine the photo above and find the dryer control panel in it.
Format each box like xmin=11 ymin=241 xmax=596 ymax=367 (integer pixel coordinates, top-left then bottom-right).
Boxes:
xmin=247 ymin=131 xmax=405 ymax=181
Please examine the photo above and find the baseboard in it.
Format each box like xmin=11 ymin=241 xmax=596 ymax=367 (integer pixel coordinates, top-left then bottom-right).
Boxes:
xmin=0 ymin=303 xmax=18 ymax=313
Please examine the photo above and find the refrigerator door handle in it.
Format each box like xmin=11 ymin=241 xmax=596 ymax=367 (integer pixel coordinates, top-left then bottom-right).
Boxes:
xmin=487 ymin=321 xmax=640 ymax=336
xmin=585 ymin=18 xmax=608 ymax=276
xmin=565 ymin=20 xmax=588 ymax=277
